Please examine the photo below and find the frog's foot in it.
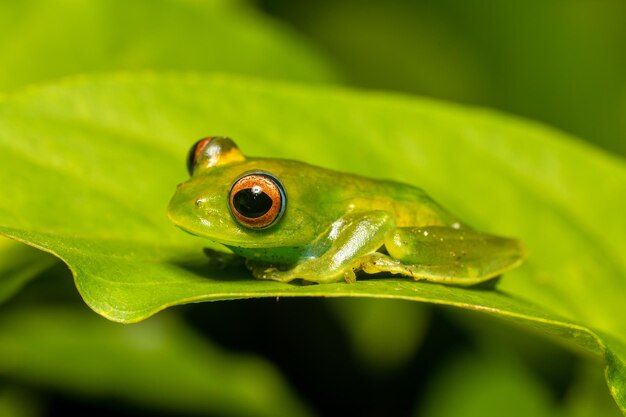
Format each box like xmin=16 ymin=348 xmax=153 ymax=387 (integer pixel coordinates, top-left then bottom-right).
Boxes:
xmin=381 ymin=226 xmax=524 ymax=286
xmin=246 ymin=260 xmax=348 ymax=284
xmin=350 ymin=253 xmax=406 ymax=277
xmin=343 ymin=269 xmax=357 ymax=284
xmin=352 ymin=252 xmax=498 ymax=286
xmin=246 ymin=261 xmax=300 ymax=283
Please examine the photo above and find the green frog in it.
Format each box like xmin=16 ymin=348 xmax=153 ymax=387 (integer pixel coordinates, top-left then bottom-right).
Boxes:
xmin=167 ymin=137 xmax=524 ymax=285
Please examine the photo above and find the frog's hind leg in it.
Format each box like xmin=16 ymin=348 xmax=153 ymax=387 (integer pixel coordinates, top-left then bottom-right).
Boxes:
xmin=364 ymin=226 xmax=525 ymax=286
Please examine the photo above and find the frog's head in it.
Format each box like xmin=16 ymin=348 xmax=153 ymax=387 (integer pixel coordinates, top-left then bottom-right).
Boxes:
xmin=168 ymin=137 xmax=317 ymax=254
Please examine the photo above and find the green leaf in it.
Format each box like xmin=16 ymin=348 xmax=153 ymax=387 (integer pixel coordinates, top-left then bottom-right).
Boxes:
xmin=0 ymin=306 xmax=313 ymax=417
xmin=0 ymin=0 xmax=338 ymax=91
xmin=0 ymin=237 xmax=56 ymax=304
xmin=0 ymin=73 xmax=624 ymax=412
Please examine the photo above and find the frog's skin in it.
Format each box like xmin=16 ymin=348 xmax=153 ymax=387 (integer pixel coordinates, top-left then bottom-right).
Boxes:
xmin=168 ymin=137 xmax=525 ymax=286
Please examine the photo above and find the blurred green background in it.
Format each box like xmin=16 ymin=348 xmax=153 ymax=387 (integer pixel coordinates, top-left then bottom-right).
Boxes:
xmin=0 ymin=0 xmax=624 ymax=416
xmin=258 ymin=0 xmax=626 ymax=157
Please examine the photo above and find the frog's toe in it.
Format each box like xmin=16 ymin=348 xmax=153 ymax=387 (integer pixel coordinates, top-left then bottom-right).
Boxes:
xmin=264 ymin=272 xmax=299 ymax=283
xmin=250 ymin=266 xmax=278 ymax=279
xmin=343 ymin=269 xmax=357 ymax=284
xmin=247 ymin=263 xmax=297 ymax=283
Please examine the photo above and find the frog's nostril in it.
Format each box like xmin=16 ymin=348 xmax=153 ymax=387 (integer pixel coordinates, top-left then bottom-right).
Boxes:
xmin=195 ymin=198 xmax=206 ymax=208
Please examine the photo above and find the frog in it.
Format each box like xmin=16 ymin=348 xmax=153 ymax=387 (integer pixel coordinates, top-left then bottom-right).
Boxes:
xmin=167 ymin=136 xmax=525 ymax=285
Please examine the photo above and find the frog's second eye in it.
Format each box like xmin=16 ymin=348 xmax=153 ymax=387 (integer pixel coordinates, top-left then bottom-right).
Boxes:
xmin=186 ymin=138 xmax=212 ymax=175
xmin=186 ymin=136 xmax=246 ymax=176
xmin=229 ymin=172 xmax=286 ymax=229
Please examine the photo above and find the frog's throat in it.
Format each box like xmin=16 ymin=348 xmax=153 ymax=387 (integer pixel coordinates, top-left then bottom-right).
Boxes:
xmin=225 ymin=244 xmax=305 ymax=265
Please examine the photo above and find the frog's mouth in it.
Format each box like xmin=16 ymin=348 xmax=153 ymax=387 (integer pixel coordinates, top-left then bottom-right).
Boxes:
xmin=172 ymin=223 xmax=203 ymax=238
xmin=166 ymin=191 xmax=216 ymax=238
xmin=168 ymin=212 xmax=274 ymax=248
xmin=224 ymin=243 xmax=305 ymax=265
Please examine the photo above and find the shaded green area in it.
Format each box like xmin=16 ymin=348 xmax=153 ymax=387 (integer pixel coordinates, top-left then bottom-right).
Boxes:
xmin=0 ymin=306 xmax=312 ymax=417
xmin=0 ymin=237 xmax=56 ymax=305
xmin=563 ymin=362 xmax=624 ymax=417
xmin=417 ymin=352 xmax=560 ymax=417
xmin=416 ymin=349 xmax=623 ymax=417
xmin=0 ymin=73 xmax=623 ymax=412
xmin=0 ymin=387 xmax=40 ymax=417
xmin=260 ymin=0 xmax=626 ymax=156
xmin=0 ymin=0 xmax=339 ymax=93
xmin=327 ymin=299 xmax=429 ymax=373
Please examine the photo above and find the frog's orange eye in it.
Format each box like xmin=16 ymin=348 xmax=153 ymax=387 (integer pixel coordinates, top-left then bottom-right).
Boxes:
xmin=186 ymin=138 xmax=212 ymax=175
xmin=229 ymin=172 xmax=286 ymax=229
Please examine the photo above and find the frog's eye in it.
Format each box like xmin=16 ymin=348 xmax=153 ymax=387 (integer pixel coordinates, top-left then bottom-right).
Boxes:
xmin=229 ymin=172 xmax=286 ymax=229
xmin=186 ymin=136 xmax=246 ymax=176
xmin=186 ymin=138 xmax=212 ymax=175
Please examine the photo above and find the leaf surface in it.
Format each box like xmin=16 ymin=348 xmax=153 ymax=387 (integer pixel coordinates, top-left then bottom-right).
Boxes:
xmin=0 ymin=73 xmax=624 ymax=412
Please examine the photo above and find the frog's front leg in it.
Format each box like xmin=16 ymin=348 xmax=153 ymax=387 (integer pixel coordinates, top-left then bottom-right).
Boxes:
xmin=363 ymin=226 xmax=526 ymax=286
xmin=247 ymin=211 xmax=396 ymax=284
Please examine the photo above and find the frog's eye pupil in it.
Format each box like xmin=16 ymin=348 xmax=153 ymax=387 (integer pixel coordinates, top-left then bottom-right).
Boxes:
xmin=229 ymin=172 xmax=286 ymax=229
xmin=232 ymin=188 xmax=273 ymax=218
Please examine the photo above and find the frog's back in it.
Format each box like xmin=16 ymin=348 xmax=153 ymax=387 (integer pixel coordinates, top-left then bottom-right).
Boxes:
xmin=344 ymin=176 xmax=461 ymax=228
xmin=285 ymin=160 xmax=461 ymax=228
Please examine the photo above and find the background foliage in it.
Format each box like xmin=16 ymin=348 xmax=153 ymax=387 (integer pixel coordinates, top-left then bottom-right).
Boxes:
xmin=0 ymin=0 xmax=624 ymax=416
xmin=260 ymin=0 xmax=626 ymax=157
